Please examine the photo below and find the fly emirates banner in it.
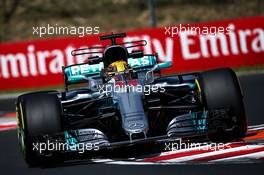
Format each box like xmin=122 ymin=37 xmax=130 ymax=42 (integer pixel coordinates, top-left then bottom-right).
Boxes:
xmin=0 ymin=16 xmax=264 ymax=90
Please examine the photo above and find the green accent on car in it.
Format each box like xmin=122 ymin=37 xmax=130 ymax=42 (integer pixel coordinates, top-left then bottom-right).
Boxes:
xmin=17 ymin=105 xmax=26 ymax=157
xmin=156 ymin=61 xmax=172 ymax=70
xmin=191 ymin=111 xmax=208 ymax=132
xmin=19 ymin=127 xmax=26 ymax=156
xmin=186 ymin=83 xmax=196 ymax=89
xmin=64 ymin=131 xmax=79 ymax=150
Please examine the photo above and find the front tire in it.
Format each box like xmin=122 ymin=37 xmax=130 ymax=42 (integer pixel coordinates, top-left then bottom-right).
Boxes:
xmin=200 ymin=68 xmax=247 ymax=140
xmin=16 ymin=93 xmax=62 ymax=166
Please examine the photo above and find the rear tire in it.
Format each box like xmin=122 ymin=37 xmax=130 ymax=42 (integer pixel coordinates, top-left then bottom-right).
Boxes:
xmin=16 ymin=93 xmax=62 ymax=166
xmin=200 ymin=68 xmax=247 ymax=140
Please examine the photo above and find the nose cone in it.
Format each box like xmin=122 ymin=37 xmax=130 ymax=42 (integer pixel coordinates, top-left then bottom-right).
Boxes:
xmin=122 ymin=112 xmax=148 ymax=134
xmin=116 ymin=92 xmax=149 ymax=135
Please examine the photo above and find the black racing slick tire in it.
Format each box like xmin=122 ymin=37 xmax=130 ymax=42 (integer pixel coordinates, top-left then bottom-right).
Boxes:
xmin=16 ymin=93 xmax=62 ymax=166
xmin=200 ymin=68 xmax=247 ymax=140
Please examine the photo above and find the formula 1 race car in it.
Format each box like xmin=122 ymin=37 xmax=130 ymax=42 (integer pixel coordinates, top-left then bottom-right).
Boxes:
xmin=16 ymin=33 xmax=247 ymax=166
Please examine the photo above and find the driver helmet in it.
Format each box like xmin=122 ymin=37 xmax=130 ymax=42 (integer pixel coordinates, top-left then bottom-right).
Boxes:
xmin=109 ymin=60 xmax=127 ymax=72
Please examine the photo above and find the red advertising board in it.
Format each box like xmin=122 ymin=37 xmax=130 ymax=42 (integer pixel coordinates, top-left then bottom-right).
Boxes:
xmin=0 ymin=16 xmax=264 ymax=90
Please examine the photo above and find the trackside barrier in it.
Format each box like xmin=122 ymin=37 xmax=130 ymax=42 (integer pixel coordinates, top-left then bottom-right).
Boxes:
xmin=0 ymin=16 xmax=264 ymax=90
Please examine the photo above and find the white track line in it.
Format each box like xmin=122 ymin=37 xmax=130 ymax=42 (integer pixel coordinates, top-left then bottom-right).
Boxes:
xmin=211 ymin=151 xmax=264 ymax=162
xmin=162 ymin=145 xmax=264 ymax=163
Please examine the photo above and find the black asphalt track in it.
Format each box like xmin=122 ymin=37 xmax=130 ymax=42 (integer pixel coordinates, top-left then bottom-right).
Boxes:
xmin=0 ymin=73 xmax=264 ymax=175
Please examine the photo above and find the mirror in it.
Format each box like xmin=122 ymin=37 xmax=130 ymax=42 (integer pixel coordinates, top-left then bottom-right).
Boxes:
xmin=145 ymin=61 xmax=172 ymax=83
xmin=155 ymin=61 xmax=172 ymax=71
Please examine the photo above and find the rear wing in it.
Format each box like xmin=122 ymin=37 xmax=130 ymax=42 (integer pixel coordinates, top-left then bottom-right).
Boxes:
xmin=63 ymin=55 xmax=158 ymax=87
